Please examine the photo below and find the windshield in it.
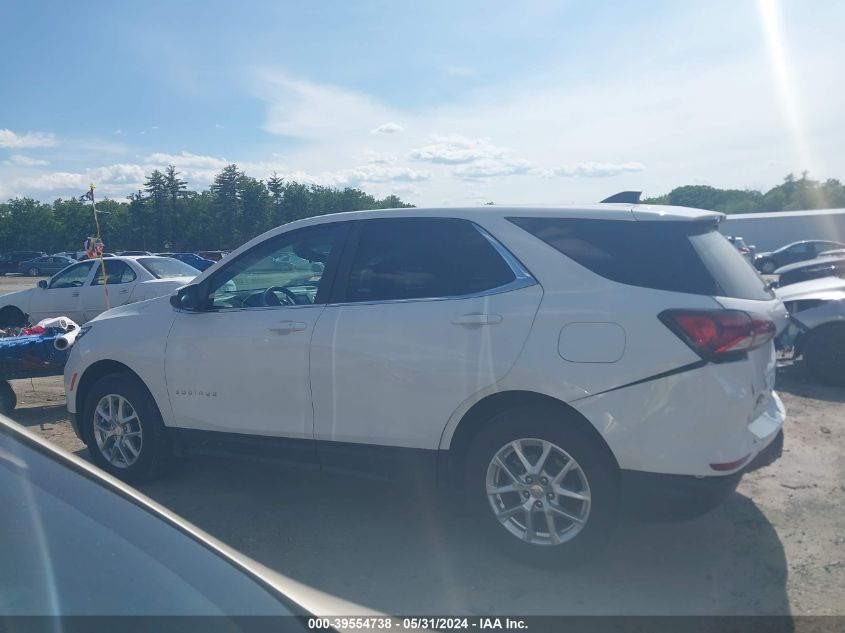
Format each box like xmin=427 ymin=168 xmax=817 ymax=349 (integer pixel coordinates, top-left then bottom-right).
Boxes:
xmin=137 ymin=257 xmax=200 ymax=279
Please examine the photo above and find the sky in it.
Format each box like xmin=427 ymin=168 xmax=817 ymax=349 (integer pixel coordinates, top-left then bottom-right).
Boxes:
xmin=1 ymin=0 xmax=843 ymax=207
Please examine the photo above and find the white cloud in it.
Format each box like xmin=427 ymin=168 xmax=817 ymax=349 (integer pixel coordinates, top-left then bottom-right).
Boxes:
xmin=257 ymin=71 xmax=394 ymax=141
xmin=0 ymin=128 xmax=57 ymax=149
xmin=371 ymin=122 xmax=404 ymax=134
xmin=5 ymin=154 xmax=49 ymax=166
xmin=409 ymin=135 xmax=509 ymax=164
xmin=453 ymin=157 xmax=534 ymax=180
xmin=553 ymin=161 xmax=646 ymax=178
xmin=358 ymin=149 xmax=397 ymax=164
xmin=146 ymin=151 xmax=229 ymax=170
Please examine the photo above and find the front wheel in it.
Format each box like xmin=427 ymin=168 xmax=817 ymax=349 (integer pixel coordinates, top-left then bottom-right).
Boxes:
xmin=803 ymin=323 xmax=845 ymax=386
xmin=28 ymin=267 xmax=40 ymax=277
xmin=462 ymin=405 xmax=620 ymax=565
xmin=760 ymin=260 xmax=776 ymax=274
xmin=82 ymin=373 xmax=171 ymax=482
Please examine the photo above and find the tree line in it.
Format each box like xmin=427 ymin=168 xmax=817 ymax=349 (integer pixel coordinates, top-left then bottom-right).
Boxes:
xmin=643 ymin=172 xmax=845 ymax=213
xmin=2 ymin=168 xmax=843 ymax=254
xmin=0 ymin=164 xmax=412 ymax=254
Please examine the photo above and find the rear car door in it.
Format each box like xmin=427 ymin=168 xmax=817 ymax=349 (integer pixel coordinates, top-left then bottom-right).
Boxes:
xmin=310 ymin=217 xmax=543 ymax=475
xmin=78 ymin=259 xmax=140 ymax=321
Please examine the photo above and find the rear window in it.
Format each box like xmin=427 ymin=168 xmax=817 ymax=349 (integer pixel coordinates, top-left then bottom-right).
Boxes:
xmin=137 ymin=257 xmax=199 ymax=279
xmin=508 ymin=217 xmax=773 ymax=300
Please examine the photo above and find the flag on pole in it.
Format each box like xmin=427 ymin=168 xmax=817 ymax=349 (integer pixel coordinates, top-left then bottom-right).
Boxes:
xmin=79 ymin=185 xmax=95 ymax=202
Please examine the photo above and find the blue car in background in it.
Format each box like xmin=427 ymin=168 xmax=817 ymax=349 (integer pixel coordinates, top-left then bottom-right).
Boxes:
xmin=156 ymin=253 xmax=215 ymax=271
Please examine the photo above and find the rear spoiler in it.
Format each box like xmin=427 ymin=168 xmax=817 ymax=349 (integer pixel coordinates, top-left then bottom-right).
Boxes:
xmin=600 ymin=191 xmax=641 ymax=204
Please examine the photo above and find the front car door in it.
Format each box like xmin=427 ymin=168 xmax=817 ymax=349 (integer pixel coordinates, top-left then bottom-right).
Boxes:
xmin=78 ymin=259 xmax=140 ymax=321
xmin=26 ymin=261 xmax=96 ymax=324
xmin=164 ymin=222 xmax=347 ymax=462
xmin=310 ymin=217 xmax=543 ymax=477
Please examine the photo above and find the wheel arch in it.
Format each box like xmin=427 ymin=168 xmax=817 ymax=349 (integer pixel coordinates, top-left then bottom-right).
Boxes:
xmin=75 ymin=360 xmax=155 ymax=421
xmin=0 ymin=304 xmax=28 ymax=327
xmin=442 ymin=390 xmax=619 ymax=484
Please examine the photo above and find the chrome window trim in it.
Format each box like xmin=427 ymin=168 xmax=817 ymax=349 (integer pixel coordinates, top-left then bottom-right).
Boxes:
xmin=328 ymin=221 xmax=537 ymax=307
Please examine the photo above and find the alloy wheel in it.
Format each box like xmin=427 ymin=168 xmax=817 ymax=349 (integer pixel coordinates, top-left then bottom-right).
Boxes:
xmin=485 ymin=438 xmax=591 ymax=545
xmin=92 ymin=393 xmax=143 ymax=468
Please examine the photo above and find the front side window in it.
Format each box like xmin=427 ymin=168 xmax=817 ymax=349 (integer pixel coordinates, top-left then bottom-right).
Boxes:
xmin=208 ymin=224 xmax=342 ymax=309
xmin=785 ymin=243 xmax=810 ymax=254
xmin=49 ymin=262 xmax=95 ymax=289
xmin=91 ymin=260 xmax=137 ymax=285
xmin=343 ymin=218 xmax=516 ymax=303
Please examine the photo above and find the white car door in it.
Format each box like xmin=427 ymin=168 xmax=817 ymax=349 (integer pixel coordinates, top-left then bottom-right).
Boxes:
xmin=78 ymin=259 xmax=140 ymax=322
xmin=26 ymin=261 xmax=96 ymax=324
xmin=310 ymin=218 xmax=543 ymax=471
xmin=164 ymin=222 xmax=348 ymax=460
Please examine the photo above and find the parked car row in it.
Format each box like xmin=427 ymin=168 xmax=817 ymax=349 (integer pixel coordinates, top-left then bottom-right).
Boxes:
xmin=752 ymin=239 xmax=845 ymax=274
xmin=0 ymin=256 xmax=201 ymax=327
xmin=0 ymin=249 xmax=230 ymax=276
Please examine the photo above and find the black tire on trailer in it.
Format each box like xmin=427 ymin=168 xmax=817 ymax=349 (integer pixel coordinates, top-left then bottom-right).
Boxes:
xmin=81 ymin=372 xmax=171 ymax=483
xmin=0 ymin=381 xmax=17 ymax=414
xmin=802 ymin=323 xmax=845 ymax=386
xmin=462 ymin=404 xmax=620 ymax=566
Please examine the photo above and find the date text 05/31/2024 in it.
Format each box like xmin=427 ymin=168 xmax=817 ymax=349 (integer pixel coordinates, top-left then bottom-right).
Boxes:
xmin=307 ymin=617 xmax=528 ymax=630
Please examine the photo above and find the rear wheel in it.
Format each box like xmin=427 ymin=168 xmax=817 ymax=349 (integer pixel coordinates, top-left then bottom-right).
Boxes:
xmin=82 ymin=373 xmax=171 ymax=482
xmin=462 ymin=405 xmax=619 ymax=565
xmin=803 ymin=323 xmax=845 ymax=386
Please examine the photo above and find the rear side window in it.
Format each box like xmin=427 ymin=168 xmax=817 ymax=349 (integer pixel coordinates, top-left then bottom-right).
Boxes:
xmin=343 ymin=218 xmax=516 ymax=302
xmin=509 ymin=217 xmax=773 ymax=300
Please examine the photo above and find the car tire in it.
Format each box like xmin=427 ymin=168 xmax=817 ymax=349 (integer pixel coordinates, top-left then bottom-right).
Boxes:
xmin=28 ymin=267 xmax=40 ymax=277
xmin=761 ymin=260 xmax=776 ymax=274
xmin=0 ymin=306 xmax=27 ymax=328
xmin=0 ymin=381 xmax=17 ymax=414
xmin=802 ymin=323 xmax=845 ymax=386
xmin=81 ymin=372 xmax=171 ymax=483
xmin=462 ymin=404 xmax=620 ymax=566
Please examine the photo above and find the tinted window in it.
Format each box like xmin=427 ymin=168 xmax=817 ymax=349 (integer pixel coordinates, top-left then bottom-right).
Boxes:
xmin=509 ymin=217 xmax=773 ymax=300
xmin=91 ymin=259 xmax=137 ymax=285
xmin=137 ymin=257 xmax=199 ymax=279
xmin=49 ymin=262 xmax=95 ymax=289
xmin=343 ymin=218 xmax=515 ymax=303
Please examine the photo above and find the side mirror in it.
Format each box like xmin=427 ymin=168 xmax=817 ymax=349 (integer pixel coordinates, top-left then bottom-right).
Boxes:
xmin=38 ymin=280 xmax=48 ymax=289
xmin=170 ymin=284 xmax=203 ymax=311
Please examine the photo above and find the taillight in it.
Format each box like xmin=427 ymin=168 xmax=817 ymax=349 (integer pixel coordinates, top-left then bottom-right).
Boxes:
xmin=659 ymin=309 xmax=776 ymax=360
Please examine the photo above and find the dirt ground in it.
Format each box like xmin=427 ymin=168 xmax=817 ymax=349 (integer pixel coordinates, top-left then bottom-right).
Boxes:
xmin=3 ymin=274 xmax=844 ymax=615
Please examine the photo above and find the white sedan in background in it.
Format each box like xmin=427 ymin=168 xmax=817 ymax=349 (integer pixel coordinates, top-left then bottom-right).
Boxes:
xmin=0 ymin=256 xmax=201 ymax=327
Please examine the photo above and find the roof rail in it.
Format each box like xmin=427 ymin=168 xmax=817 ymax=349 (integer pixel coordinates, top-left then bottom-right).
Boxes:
xmin=600 ymin=191 xmax=641 ymax=204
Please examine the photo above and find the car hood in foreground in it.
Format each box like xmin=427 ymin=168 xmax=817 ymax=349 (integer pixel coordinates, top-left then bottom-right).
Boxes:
xmin=0 ymin=416 xmax=374 ymax=617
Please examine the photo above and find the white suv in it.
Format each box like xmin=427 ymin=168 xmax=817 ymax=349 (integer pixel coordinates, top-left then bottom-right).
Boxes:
xmin=64 ymin=204 xmax=787 ymax=563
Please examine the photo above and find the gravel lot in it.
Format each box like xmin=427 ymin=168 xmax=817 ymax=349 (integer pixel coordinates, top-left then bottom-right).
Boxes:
xmin=2 ymin=275 xmax=844 ymax=615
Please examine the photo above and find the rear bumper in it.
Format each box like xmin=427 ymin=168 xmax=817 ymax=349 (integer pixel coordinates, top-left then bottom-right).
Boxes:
xmin=621 ymin=429 xmax=784 ymax=520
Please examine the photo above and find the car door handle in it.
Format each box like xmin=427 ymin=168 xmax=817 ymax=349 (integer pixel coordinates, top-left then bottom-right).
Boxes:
xmin=118 ymin=288 xmax=129 ymax=294
xmin=451 ymin=313 xmax=502 ymax=326
xmin=71 ymin=292 xmax=79 ymax=297
xmin=269 ymin=321 xmax=307 ymax=333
